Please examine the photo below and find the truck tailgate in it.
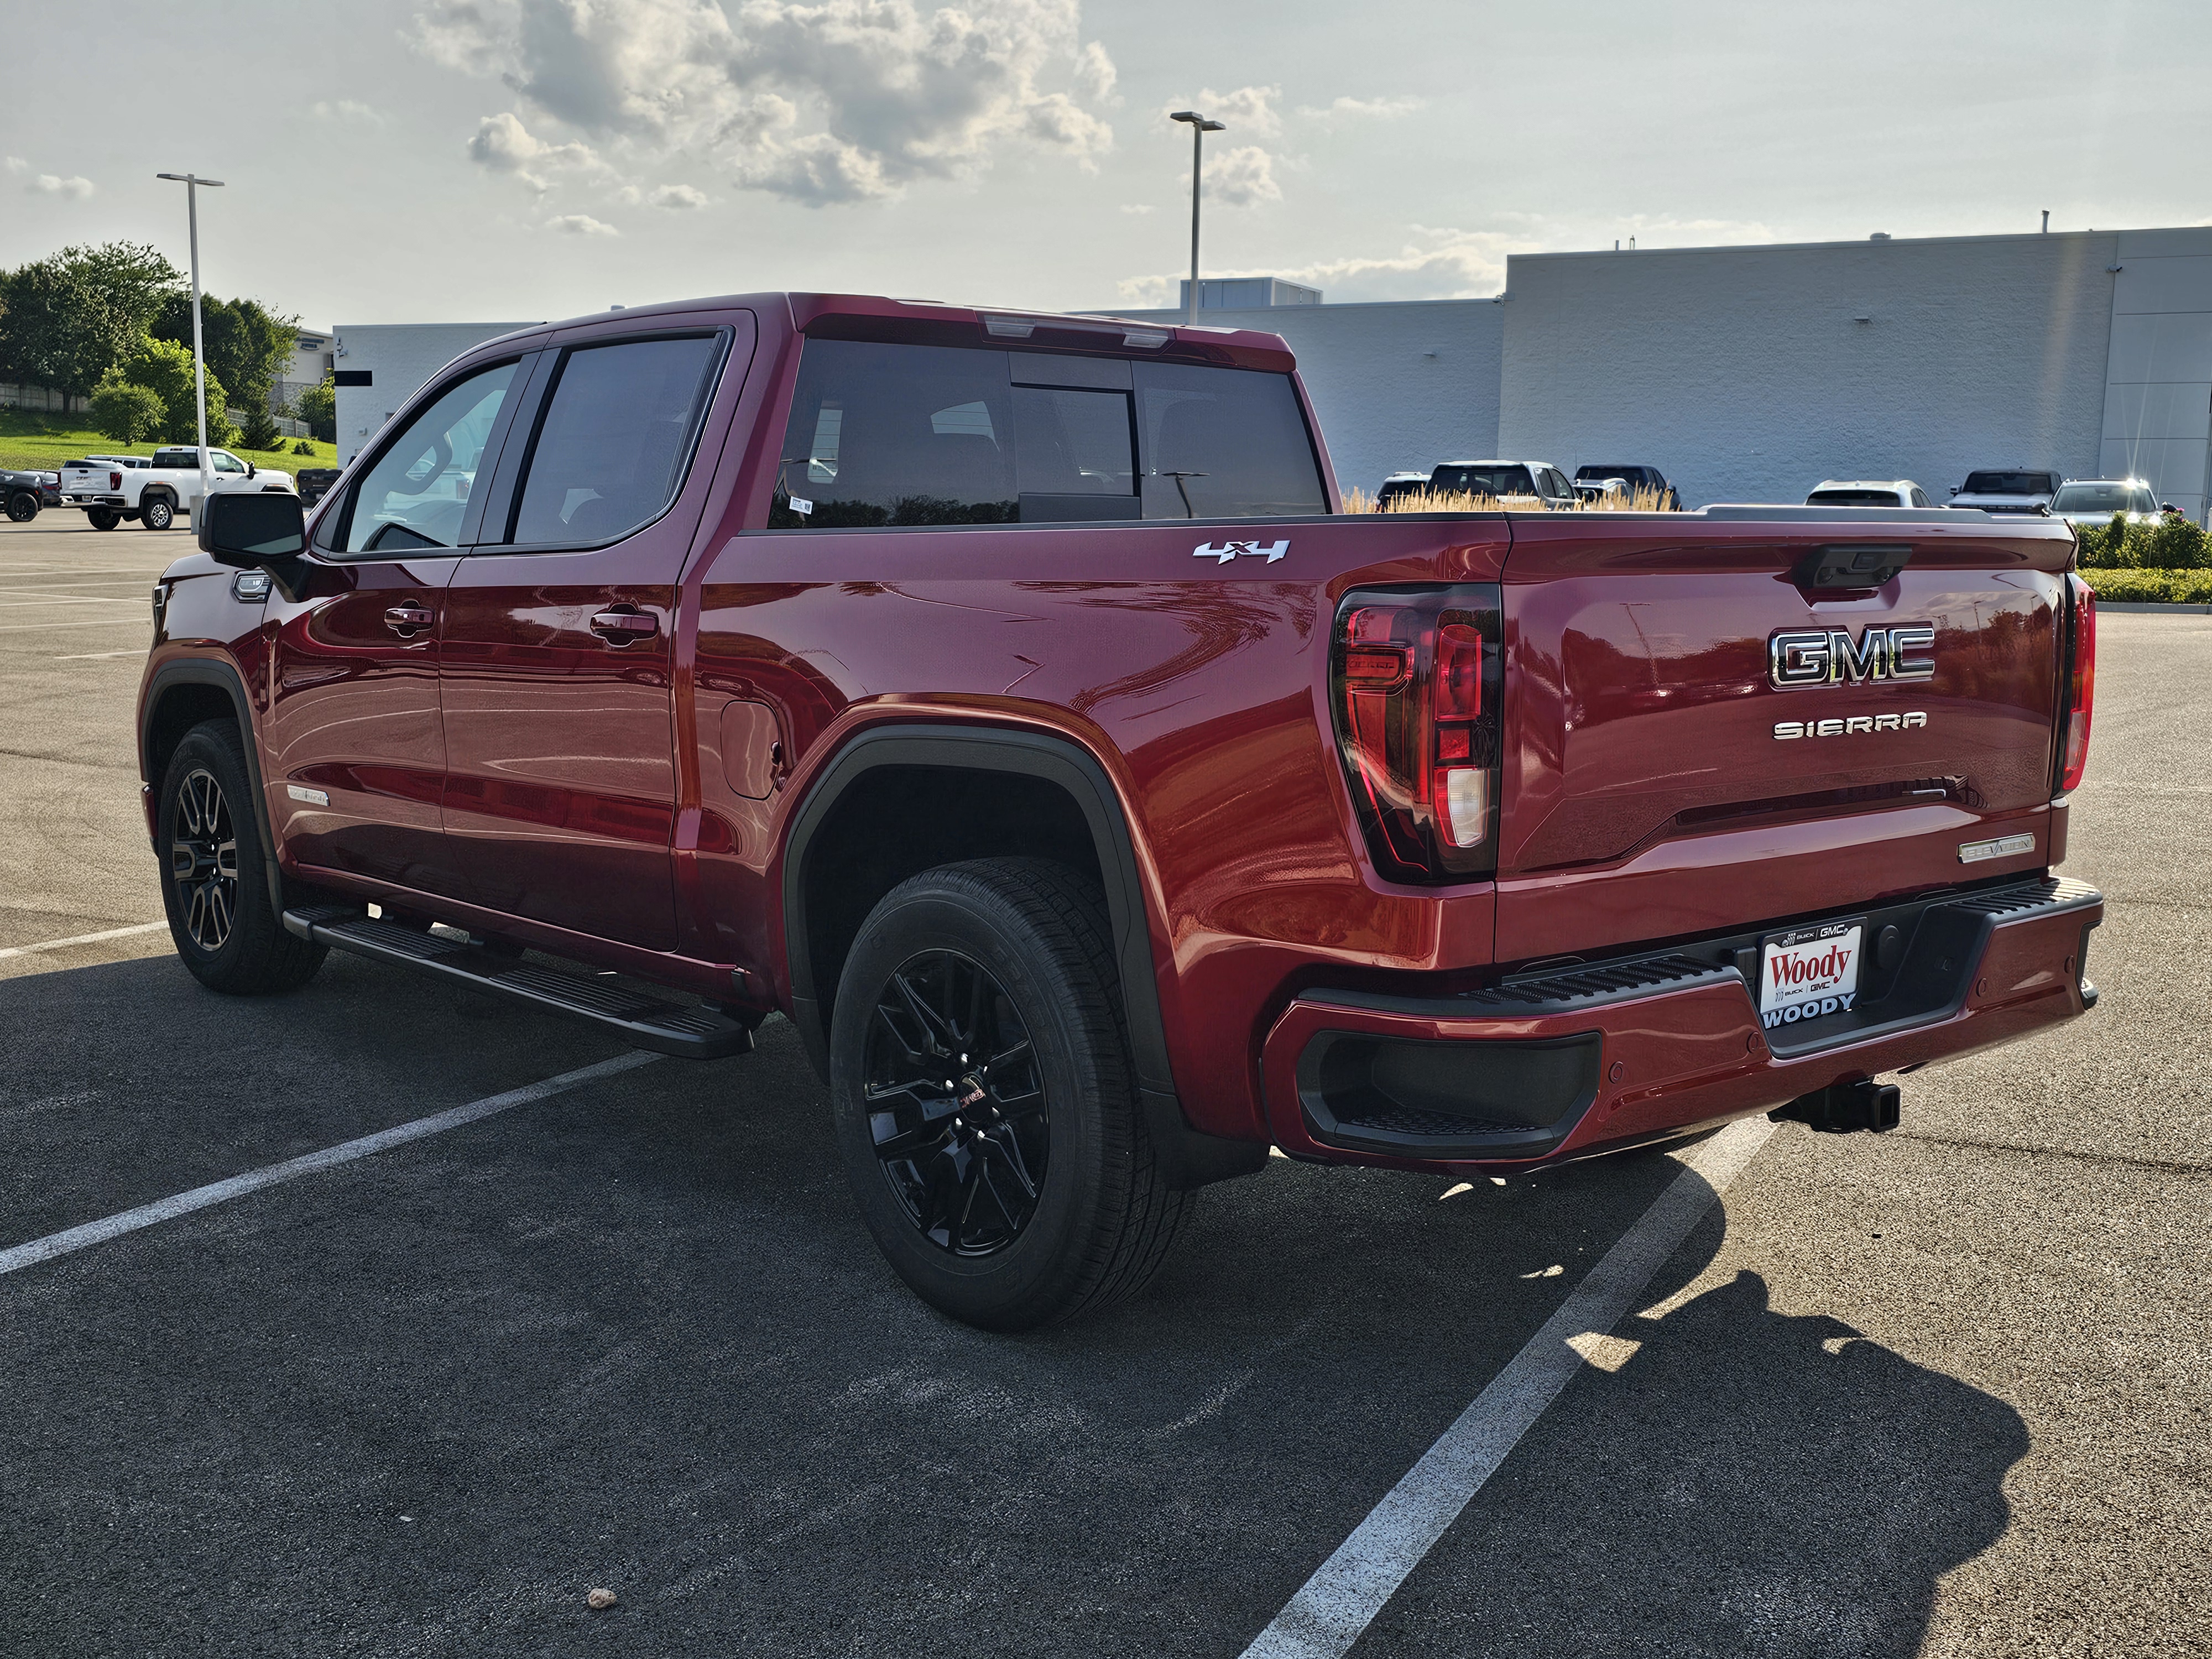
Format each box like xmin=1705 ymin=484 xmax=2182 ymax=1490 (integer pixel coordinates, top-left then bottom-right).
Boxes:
xmin=1495 ymin=510 xmax=2073 ymax=963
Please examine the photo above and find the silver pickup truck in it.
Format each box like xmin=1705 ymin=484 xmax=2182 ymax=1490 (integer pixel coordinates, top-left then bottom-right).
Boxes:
xmin=60 ymin=446 xmax=293 ymax=531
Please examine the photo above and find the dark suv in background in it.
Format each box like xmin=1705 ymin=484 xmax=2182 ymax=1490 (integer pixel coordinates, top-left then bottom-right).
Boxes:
xmin=1574 ymin=463 xmax=1680 ymax=509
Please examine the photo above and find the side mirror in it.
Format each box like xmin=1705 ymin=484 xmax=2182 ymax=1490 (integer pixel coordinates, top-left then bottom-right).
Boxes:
xmin=247 ymin=461 xmax=257 ymax=479
xmin=199 ymin=489 xmax=305 ymax=568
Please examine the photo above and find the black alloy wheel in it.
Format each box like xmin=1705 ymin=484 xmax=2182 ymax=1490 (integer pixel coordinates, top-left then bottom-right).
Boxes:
xmin=141 ymin=494 xmax=174 ymax=531
xmin=863 ymin=948 xmax=1050 ymax=1256
xmin=828 ymin=857 xmax=1190 ymax=1331
xmin=87 ymin=507 xmax=119 ymax=530
xmin=5 ymin=491 xmax=36 ymax=523
xmin=169 ymin=766 xmax=239 ymax=952
xmin=156 ymin=719 xmax=326 ymax=994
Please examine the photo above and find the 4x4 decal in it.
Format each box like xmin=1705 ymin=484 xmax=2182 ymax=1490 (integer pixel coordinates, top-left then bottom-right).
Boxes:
xmin=1193 ymin=539 xmax=1288 ymax=565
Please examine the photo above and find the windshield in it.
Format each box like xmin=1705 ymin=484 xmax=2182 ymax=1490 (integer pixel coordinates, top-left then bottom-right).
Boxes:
xmin=1575 ymin=465 xmax=1646 ymax=484
xmin=1961 ymin=471 xmax=2054 ymax=495
xmin=2052 ymin=483 xmax=2157 ymax=515
xmin=1433 ymin=464 xmax=1533 ymax=496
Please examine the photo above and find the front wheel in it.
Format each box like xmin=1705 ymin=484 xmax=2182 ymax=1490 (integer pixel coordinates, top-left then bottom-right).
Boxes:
xmin=828 ymin=858 xmax=1189 ymax=1331
xmin=86 ymin=507 xmax=120 ymax=531
xmin=140 ymin=494 xmax=174 ymax=531
xmin=158 ymin=720 xmax=326 ymax=994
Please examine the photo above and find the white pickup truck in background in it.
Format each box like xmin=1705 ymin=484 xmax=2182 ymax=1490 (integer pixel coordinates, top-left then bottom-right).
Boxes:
xmin=59 ymin=446 xmax=294 ymax=531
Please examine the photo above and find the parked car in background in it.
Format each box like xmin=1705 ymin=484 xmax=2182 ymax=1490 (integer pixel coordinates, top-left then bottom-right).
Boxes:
xmin=1574 ymin=463 xmax=1681 ymax=509
xmin=1949 ymin=469 xmax=2059 ymax=515
xmin=60 ymin=446 xmax=295 ymax=531
xmin=1429 ymin=460 xmax=1579 ymax=508
xmin=1572 ymin=476 xmax=1627 ymax=507
xmin=2048 ymin=478 xmax=2167 ymax=528
xmin=296 ymin=468 xmax=341 ymax=509
xmin=1806 ymin=479 xmax=1933 ymax=508
xmin=2 ymin=467 xmax=58 ymax=522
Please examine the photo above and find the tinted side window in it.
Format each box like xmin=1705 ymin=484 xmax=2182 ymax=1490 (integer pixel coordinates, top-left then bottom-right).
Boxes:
xmin=510 ymin=335 xmax=724 ymax=546
xmin=342 ymin=362 xmax=517 ymax=552
xmin=771 ymin=340 xmax=1019 ymax=528
xmin=1135 ymin=362 xmax=1324 ymax=519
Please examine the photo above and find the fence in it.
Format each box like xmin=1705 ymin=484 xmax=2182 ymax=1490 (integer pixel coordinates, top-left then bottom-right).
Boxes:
xmin=0 ymin=383 xmax=91 ymax=415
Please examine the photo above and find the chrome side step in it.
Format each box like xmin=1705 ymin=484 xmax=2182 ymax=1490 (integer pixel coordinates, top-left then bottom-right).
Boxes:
xmin=283 ymin=906 xmax=755 ymax=1059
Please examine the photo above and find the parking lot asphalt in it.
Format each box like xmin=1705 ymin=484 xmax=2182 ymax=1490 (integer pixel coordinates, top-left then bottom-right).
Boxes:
xmin=2 ymin=515 xmax=2206 ymax=1658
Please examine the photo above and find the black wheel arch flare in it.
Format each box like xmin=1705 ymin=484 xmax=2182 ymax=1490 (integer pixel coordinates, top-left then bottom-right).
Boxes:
xmin=141 ymin=658 xmax=284 ymax=916
xmin=780 ymin=723 xmax=1267 ymax=1190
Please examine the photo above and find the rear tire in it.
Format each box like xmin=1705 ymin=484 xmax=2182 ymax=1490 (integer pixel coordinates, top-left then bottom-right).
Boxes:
xmin=86 ymin=507 xmax=120 ymax=531
xmin=828 ymin=857 xmax=1190 ymax=1331
xmin=5 ymin=491 xmax=36 ymax=523
xmin=158 ymin=720 xmax=326 ymax=995
xmin=140 ymin=493 xmax=174 ymax=531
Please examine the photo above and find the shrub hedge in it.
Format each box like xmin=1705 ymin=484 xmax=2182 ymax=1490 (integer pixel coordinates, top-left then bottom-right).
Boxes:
xmin=2080 ymin=567 xmax=2212 ymax=604
xmin=2073 ymin=513 xmax=2208 ymax=570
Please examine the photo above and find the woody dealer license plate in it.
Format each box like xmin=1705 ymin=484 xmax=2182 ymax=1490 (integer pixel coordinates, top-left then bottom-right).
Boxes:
xmin=1758 ymin=920 xmax=1864 ymax=1030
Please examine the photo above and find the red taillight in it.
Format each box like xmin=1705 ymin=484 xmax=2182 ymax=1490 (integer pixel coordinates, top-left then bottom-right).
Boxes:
xmin=2060 ymin=575 xmax=2095 ymax=794
xmin=1331 ymin=586 xmax=1501 ymax=880
xmin=109 ymin=471 xmax=121 ymax=489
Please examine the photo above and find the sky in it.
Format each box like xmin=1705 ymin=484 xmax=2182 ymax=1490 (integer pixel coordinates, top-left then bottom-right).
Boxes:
xmin=2 ymin=0 xmax=2206 ymax=331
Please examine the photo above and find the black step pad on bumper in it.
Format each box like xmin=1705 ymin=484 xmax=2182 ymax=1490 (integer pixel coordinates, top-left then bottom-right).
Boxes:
xmin=284 ymin=907 xmax=755 ymax=1058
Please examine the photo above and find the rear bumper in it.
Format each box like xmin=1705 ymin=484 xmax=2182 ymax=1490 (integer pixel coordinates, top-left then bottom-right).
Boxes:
xmin=1261 ymin=876 xmax=2102 ymax=1171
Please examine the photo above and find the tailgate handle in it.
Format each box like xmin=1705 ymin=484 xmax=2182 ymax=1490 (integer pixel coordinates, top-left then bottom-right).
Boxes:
xmin=1797 ymin=543 xmax=1912 ymax=591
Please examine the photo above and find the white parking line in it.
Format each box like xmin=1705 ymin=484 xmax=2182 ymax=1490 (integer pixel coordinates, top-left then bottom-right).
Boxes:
xmin=0 ymin=617 xmax=150 ymax=633
xmin=53 ymin=649 xmax=146 ymax=661
xmin=1239 ymin=1118 xmax=1776 ymax=1659
xmin=0 ymin=1051 xmax=662 ymax=1279
xmin=0 ymin=921 xmax=168 ymax=960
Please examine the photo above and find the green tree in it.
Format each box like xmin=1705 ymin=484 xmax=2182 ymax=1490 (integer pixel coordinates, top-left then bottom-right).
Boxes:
xmin=113 ymin=335 xmax=232 ymax=445
xmin=0 ymin=242 xmax=182 ymax=397
xmin=0 ymin=261 xmax=139 ymax=396
xmin=90 ymin=373 xmax=167 ymax=444
xmin=238 ymin=402 xmax=283 ymax=451
xmin=293 ymin=373 xmax=337 ymax=442
xmin=153 ymin=291 xmax=297 ymax=414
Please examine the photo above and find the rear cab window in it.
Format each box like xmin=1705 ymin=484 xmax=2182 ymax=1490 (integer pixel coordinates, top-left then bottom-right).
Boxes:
xmin=768 ymin=338 xmax=1323 ymax=528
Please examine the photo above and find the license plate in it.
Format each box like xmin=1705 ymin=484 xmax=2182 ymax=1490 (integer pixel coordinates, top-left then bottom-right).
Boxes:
xmin=1758 ymin=920 xmax=1864 ymax=1029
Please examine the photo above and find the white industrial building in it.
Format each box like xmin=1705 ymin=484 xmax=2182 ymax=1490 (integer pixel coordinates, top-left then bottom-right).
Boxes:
xmin=334 ymin=223 xmax=2212 ymax=523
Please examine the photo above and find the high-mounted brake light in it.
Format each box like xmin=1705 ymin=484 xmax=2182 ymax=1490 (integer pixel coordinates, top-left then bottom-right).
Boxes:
xmin=1330 ymin=586 xmax=1503 ymax=880
xmin=2060 ymin=574 xmax=2095 ymax=794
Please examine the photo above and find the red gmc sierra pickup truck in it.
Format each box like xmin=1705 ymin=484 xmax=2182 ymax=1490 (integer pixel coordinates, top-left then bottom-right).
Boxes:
xmin=139 ymin=293 xmax=2102 ymax=1329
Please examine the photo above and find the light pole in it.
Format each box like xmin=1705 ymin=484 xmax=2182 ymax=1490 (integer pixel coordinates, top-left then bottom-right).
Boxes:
xmin=155 ymin=171 xmax=225 ymax=514
xmin=1168 ymin=111 xmax=1224 ymax=326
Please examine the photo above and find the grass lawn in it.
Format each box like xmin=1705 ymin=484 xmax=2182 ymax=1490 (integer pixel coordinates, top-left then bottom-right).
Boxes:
xmin=0 ymin=410 xmax=340 ymax=474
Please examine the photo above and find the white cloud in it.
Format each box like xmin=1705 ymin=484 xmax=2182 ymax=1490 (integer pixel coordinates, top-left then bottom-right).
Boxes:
xmin=313 ymin=99 xmax=387 ymax=126
xmin=1298 ymin=94 xmax=1422 ymax=121
xmin=28 ymin=173 xmax=96 ymax=200
xmin=1170 ymin=84 xmax=1281 ymax=138
xmin=649 ymin=182 xmax=710 ymax=208
xmin=1119 ymin=202 xmax=1154 ymax=215
xmin=410 ymin=0 xmax=1120 ymax=208
xmin=546 ymin=212 xmax=620 ymax=236
xmin=468 ymin=111 xmax=600 ymax=191
xmin=1206 ymin=145 xmax=1279 ymax=208
xmin=3 ymin=156 xmax=27 ymax=175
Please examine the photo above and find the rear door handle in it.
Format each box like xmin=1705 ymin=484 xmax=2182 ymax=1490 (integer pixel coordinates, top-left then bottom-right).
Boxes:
xmin=591 ymin=609 xmax=660 ymax=644
xmin=385 ymin=604 xmax=434 ymax=635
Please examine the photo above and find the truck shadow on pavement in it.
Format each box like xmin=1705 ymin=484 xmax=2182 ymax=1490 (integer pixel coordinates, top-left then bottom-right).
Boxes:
xmin=1366 ymin=1245 xmax=2032 ymax=1659
xmin=0 ymin=952 xmax=2031 ymax=1658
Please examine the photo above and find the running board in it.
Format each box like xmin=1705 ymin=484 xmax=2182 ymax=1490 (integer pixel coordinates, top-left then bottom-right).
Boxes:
xmin=283 ymin=906 xmax=756 ymax=1059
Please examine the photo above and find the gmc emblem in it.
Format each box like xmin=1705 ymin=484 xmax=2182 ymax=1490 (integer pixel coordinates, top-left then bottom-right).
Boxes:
xmin=1768 ymin=624 xmax=1936 ymax=690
